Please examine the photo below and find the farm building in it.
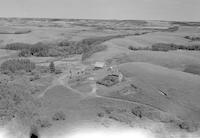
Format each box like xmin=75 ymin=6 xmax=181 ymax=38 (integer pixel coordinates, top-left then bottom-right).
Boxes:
xmin=93 ymin=62 xmax=106 ymax=70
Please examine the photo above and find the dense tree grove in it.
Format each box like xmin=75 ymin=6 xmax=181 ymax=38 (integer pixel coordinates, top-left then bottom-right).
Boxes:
xmin=5 ymin=42 xmax=32 ymax=50
xmin=4 ymin=36 xmax=116 ymax=59
xmin=5 ymin=42 xmax=50 ymax=57
xmin=184 ymin=36 xmax=200 ymax=41
xmin=0 ymin=59 xmax=36 ymax=73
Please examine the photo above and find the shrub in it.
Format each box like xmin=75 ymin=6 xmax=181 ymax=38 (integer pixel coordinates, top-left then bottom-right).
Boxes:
xmin=152 ymin=43 xmax=174 ymax=51
xmin=55 ymin=69 xmax=62 ymax=74
xmin=5 ymin=43 xmax=32 ymax=50
xmin=151 ymin=43 xmax=200 ymax=51
xmin=58 ymin=40 xmax=72 ymax=47
xmin=0 ymin=59 xmax=36 ymax=73
xmin=128 ymin=46 xmax=150 ymax=51
xmin=131 ymin=106 xmax=143 ymax=118
xmin=166 ymin=26 xmax=179 ymax=32
xmin=96 ymin=75 xmax=119 ymax=87
xmin=97 ymin=112 xmax=104 ymax=117
xmin=29 ymin=74 xmax=40 ymax=81
xmin=29 ymin=42 xmax=49 ymax=57
xmin=18 ymin=49 xmax=31 ymax=57
xmin=177 ymin=121 xmax=199 ymax=132
xmin=36 ymin=118 xmax=52 ymax=128
xmin=187 ymin=45 xmax=200 ymax=50
xmin=128 ymin=46 xmax=135 ymax=50
xmin=184 ymin=36 xmax=200 ymax=42
xmin=1 ymin=70 xmax=12 ymax=75
xmin=52 ymin=111 xmax=66 ymax=121
xmin=128 ymin=46 xmax=142 ymax=51
xmin=134 ymin=33 xmax=140 ymax=36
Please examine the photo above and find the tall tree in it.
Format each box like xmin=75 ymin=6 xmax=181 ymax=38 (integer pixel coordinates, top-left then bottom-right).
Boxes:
xmin=49 ymin=61 xmax=55 ymax=73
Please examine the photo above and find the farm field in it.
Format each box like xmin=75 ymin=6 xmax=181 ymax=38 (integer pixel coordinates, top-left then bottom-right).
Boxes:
xmin=0 ymin=18 xmax=200 ymax=138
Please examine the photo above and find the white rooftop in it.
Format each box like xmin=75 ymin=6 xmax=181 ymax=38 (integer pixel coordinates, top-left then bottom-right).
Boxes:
xmin=94 ymin=62 xmax=105 ymax=68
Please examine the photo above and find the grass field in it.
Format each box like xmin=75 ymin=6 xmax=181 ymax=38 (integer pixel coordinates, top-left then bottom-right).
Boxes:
xmin=0 ymin=18 xmax=200 ymax=138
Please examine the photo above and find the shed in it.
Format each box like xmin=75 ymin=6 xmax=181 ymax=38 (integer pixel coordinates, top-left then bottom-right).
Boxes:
xmin=94 ymin=62 xmax=105 ymax=69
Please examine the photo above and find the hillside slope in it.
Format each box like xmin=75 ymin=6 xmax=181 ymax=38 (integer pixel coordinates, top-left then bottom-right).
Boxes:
xmin=95 ymin=62 xmax=200 ymax=123
xmin=117 ymin=62 xmax=200 ymax=122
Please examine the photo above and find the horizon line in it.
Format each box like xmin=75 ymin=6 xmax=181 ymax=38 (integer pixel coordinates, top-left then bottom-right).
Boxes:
xmin=0 ymin=16 xmax=200 ymax=23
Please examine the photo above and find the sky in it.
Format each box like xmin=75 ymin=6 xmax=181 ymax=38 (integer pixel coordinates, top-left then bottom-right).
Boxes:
xmin=0 ymin=0 xmax=199 ymax=21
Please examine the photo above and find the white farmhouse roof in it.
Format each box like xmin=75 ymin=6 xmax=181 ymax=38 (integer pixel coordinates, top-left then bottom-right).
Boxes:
xmin=94 ymin=62 xmax=105 ymax=68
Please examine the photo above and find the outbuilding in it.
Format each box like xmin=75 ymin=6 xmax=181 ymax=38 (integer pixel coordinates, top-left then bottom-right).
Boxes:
xmin=93 ymin=62 xmax=105 ymax=70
